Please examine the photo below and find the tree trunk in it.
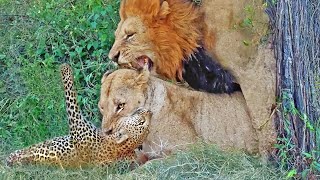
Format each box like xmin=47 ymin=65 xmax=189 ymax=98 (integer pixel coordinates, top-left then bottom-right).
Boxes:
xmin=266 ymin=0 xmax=320 ymax=176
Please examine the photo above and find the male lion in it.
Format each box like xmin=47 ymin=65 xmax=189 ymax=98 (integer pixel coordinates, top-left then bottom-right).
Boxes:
xmin=108 ymin=0 xmax=276 ymax=155
xmin=99 ymin=67 xmax=258 ymax=157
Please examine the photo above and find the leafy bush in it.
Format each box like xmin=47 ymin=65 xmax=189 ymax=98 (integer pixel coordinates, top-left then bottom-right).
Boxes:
xmin=0 ymin=0 xmax=119 ymax=148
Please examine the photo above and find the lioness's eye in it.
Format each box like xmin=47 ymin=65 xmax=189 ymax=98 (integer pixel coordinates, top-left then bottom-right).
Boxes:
xmin=116 ymin=103 xmax=125 ymax=114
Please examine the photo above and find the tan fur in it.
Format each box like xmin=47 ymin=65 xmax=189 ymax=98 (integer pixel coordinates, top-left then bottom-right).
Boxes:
xmin=99 ymin=69 xmax=259 ymax=156
xmin=108 ymin=0 xmax=276 ymax=155
xmin=201 ymin=1 xmax=276 ymax=155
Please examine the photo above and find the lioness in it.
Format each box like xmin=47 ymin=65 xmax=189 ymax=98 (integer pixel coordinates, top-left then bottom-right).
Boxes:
xmin=98 ymin=67 xmax=258 ymax=157
xmin=107 ymin=0 xmax=276 ymax=154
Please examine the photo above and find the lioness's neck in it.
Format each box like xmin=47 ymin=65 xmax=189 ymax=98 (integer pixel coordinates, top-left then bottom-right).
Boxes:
xmin=145 ymin=77 xmax=198 ymax=118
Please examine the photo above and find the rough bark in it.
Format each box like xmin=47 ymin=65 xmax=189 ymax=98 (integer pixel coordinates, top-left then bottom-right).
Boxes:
xmin=266 ymin=0 xmax=320 ymax=175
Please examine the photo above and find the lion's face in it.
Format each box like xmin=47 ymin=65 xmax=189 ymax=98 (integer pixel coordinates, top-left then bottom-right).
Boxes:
xmin=98 ymin=69 xmax=149 ymax=132
xmin=108 ymin=0 xmax=209 ymax=80
xmin=108 ymin=16 xmax=156 ymax=73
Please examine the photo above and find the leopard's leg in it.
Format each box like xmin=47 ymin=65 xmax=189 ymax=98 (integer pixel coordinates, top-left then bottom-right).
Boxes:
xmin=128 ymin=153 xmax=140 ymax=171
xmin=57 ymin=157 xmax=66 ymax=170
xmin=6 ymin=135 xmax=77 ymax=167
xmin=118 ymin=151 xmax=139 ymax=170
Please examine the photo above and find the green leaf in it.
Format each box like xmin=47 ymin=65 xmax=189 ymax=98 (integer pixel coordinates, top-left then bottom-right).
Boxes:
xmin=84 ymin=73 xmax=92 ymax=82
xmin=91 ymin=21 xmax=97 ymax=29
xmin=242 ymin=40 xmax=250 ymax=46
xmin=69 ymin=51 xmax=76 ymax=58
xmin=75 ymin=47 xmax=83 ymax=54
xmin=101 ymin=10 xmax=107 ymax=16
xmin=0 ymin=54 xmax=6 ymax=59
xmin=36 ymin=48 xmax=45 ymax=55
xmin=301 ymin=169 xmax=309 ymax=179
xmin=243 ymin=18 xmax=253 ymax=26
xmin=54 ymin=48 xmax=63 ymax=57
xmin=93 ymin=14 xmax=100 ymax=21
xmin=106 ymin=5 xmax=113 ymax=13
xmin=312 ymin=161 xmax=320 ymax=171
xmin=87 ymin=43 xmax=93 ymax=50
xmin=302 ymin=152 xmax=313 ymax=159
xmin=0 ymin=81 xmax=5 ymax=93
xmin=92 ymin=41 xmax=99 ymax=49
xmin=99 ymin=34 xmax=107 ymax=42
xmin=286 ymin=169 xmax=297 ymax=178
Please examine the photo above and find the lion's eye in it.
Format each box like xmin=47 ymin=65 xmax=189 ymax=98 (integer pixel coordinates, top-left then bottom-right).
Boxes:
xmin=116 ymin=103 xmax=125 ymax=114
xmin=126 ymin=33 xmax=135 ymax=39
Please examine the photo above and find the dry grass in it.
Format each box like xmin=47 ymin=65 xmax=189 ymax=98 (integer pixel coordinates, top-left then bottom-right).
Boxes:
xmin=1 ymin=143 xmax=283 ymax=180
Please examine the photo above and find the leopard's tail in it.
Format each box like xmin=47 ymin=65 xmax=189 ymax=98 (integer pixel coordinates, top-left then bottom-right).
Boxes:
xmin=6 ymin=136 xmax=76 ymax=167
xmin=6 ymin=141 xmax=48 ymax=166
xmin=60 ymin=63 xmax=97 ymax=137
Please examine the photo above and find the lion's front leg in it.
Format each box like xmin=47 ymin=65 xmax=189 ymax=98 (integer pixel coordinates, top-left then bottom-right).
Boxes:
xmin=238 ymin=46 xmax=277 ymax=156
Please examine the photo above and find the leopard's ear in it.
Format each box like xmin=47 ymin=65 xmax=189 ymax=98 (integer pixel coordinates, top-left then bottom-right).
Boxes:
xmin=115 ymin=129 xmax=129 ymax=144
xmin=101 ymin=70 xmax=115 ymax=84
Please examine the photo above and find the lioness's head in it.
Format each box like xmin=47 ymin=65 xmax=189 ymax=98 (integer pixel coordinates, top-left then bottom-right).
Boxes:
xmin=108 ymin=0 xmax=212 ymax=80
xmin=98 ymin=67 xmax=150 ymax=132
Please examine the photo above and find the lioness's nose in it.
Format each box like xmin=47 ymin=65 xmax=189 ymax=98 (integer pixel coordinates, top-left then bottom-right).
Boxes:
xmin=108 ymin=51 xmax=120 ymax=63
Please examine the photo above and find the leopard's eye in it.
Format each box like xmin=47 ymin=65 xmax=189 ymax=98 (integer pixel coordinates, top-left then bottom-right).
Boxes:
xmin=116 ymin=103 xmax=125 ymax=114
xmin=138 ymin=120 xmax=145 ymax=125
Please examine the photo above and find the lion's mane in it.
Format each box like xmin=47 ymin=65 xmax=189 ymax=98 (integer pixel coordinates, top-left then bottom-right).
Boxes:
xmin=120 ymin=0 xmax=213 ymax=79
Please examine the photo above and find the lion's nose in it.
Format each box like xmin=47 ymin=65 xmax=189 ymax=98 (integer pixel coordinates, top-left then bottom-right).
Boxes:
xmin=108 ymin=51 xmax=120 ymax=63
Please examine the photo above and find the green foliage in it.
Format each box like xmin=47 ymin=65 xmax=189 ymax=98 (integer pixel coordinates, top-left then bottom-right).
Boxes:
xmin=233 ymin=1 xmax=270 ymax=46
xmin=274 ymin=91 xmax=320 ymax=177
xmin=0 ymin=58 xmax=67 ymax=149
xmin=0 ymin=0 xmax=119 ymax=149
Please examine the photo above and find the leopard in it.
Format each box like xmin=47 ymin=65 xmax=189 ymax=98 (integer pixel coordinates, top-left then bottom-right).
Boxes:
xmin=6 ymin=64 xmax=152 ymax=168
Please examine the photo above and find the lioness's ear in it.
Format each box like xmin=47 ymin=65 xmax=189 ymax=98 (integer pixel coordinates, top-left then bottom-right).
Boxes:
xmin=158 ymin=1 xmax=170 ymax=19
xmin=115 ymin=129 xmax=129 ymax=144
xmin=101 ymin=70 xmax=114 ymax=84
xmin=134 ymin=64 xmax=150 ymax=88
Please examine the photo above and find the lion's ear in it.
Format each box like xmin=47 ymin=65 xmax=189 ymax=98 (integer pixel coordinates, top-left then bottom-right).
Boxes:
xmin=119 ymin=0 xmax=127 ymax=19
xmin=158 ymin=1 xmax=170 ymax=19
xmin=134 ymin=64 xmax=150 ymax=88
